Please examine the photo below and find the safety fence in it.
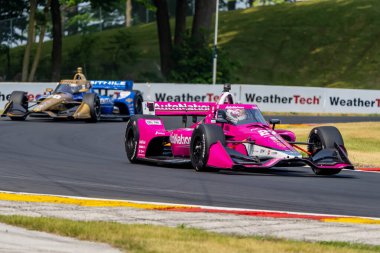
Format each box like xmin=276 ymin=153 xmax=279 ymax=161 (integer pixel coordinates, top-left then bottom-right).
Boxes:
xmin=0 ymin=82 xmax=379 ymax=114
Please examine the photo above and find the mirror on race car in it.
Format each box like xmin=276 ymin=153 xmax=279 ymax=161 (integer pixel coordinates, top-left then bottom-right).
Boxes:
xmin=270 ymin=119 xmax=281 ymax=129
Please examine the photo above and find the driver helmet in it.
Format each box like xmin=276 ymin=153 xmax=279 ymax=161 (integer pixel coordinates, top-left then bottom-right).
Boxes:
xmin=226 ymin=108 xmax=247 ymax=124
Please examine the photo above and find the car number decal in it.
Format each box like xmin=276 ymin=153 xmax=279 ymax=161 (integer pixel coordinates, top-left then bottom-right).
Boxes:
xmin=146 ymin=120 xmax=161 ymax=125
xmin=48 ymin=94 xmax=61 ymax=99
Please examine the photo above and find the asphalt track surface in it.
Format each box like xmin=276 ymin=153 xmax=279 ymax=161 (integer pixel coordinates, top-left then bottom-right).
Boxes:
xmin=0 ymin=116 xmax=379 ymax=218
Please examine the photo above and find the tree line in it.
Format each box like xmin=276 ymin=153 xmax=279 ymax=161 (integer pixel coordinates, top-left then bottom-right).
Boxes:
xmin=1 ymin=0 xmax=281 ymax=83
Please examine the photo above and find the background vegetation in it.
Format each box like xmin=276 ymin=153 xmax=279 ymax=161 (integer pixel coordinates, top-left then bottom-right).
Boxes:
xmin=1 ymin=0 xmax=380 ymax=89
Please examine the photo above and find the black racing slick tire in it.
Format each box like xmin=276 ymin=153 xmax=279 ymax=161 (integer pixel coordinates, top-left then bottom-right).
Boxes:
xmin=125 ymin=115 xmax=160 ymax=163
xmin=133 ymin=90 xmax=143 ymax=115
xmin=9 ymin=91 xmax=28 ymax=121
xmin=307 ymin=126 xmax=344 ymax=175
xmin=190 ymin=124 xmax=225 ymax=172
xmin=83 ymin=93 xmax=101 ymax=123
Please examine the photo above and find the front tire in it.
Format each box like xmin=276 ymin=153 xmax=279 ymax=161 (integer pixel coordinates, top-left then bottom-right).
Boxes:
xmin=308 ymin=126 xmax=344 ymax=175
xmin=190 ymin=124 xmax=225 ymax=172
xmin=125 ymin=118 xmax=139 ymax=163
xmin=83 ymin=93 xmax=101 ymax=123
xmin=125 ymin=115 xmax=160 ymax=163
xmin=8 ymin=91 xmax=28 ymax=121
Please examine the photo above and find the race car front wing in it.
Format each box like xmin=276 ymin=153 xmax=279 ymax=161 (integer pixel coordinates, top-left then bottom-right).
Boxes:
xmin=206 ymin=141 xmax=354 ymax=171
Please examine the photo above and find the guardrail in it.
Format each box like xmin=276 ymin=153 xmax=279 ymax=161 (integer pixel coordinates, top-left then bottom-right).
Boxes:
xmin=1 ymin=82 xmax=379 ymax=114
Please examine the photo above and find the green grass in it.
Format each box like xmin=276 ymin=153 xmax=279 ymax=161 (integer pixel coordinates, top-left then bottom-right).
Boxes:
xmin=2 ymin=0 xmax=380 ymax=88
xmin=0 ymin=215 xmax=380 ymax=253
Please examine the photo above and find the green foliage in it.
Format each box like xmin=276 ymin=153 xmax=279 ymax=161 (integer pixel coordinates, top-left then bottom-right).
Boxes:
xmin=3 ymin=0 xmax=380 ymax=88
xmin=64 ymin=12 xmax=93 ymax=34
xmin=169 ymin=36 xmax=236 ymax=84
xmin=101 ymin=30 xmax=141 ymax=79
xmin=66 ymin=34 xmax=96 ymax=72
xmin=62 ymin=30 xmax=140 ymax=79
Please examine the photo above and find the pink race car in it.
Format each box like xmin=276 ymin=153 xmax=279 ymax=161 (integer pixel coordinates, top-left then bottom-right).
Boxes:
xmin=125 ymin=85 xmax=353 ymax=175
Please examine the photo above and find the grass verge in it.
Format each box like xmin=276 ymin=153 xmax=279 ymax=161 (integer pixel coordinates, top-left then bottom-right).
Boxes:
xmin=279 ymin=122 xmax=380 ymax=168
xmin=0 ymin=215 xmax=379 ymax=253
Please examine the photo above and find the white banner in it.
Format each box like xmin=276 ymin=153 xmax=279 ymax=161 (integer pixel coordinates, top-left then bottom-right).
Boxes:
xmin=1 ymin=82 xmax=379 ymax=114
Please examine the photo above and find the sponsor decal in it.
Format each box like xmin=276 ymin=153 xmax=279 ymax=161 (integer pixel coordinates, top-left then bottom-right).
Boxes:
xmin=139 ymin=140 xmax=146 ymax=145
xmin=91 ymin=80 xmax=126 ymax=85
xmin=245 ymin=93 xmax=321 ymax=105
xmin=329 ymin=97 xmax=380 ymax=108
xmin=224 ymin=105 xmax=245 ymax=109
xmin=145 ymin=119 xmax=161 ymax=125
xmin=245 ymin=144 xmax=300 ymax=159
xmin=119 ymin=91 xmax=131 ymax=98
xmin=138 ymin=145 xmax=146 ymax=149
xmin=155 ymin=93 xmax=220 ymax=102
xmin=155 ymin=103 xmax=211 ymax=112
xmin=100 ymin=97 xmax=112 ymax=104
xmin=155 ymin=131 xmax=166 ymax=135
xmin=0 ymin=92 xmax=12 ymax=102
xmin=170 ymin=133 xmax=191 ymax=145
xmin=125 ymin=98 xmax=133 ymax=103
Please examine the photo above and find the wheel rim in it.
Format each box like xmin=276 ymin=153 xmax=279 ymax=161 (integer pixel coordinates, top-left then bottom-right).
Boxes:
xmin=135 ymin=97 xmax=142 ymax=114
xmin=309 ymin=134 xmax=322 ymax=154
xmin=192 ymin=136 xmax=204 ymax=168
xmin=95 ymin=99 xmax=101 ymax=119
xmin=127 ymin=131 xmax=135 ymax=153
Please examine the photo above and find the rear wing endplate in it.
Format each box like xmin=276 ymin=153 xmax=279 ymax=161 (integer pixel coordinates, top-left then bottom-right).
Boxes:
xmin=90 ymin=80 xmax=133 ymax=91
xmin=143 ymin=102 xmax=215 ymax=116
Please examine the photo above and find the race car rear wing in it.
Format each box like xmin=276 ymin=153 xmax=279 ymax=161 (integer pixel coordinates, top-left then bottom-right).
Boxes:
xmin=90 ymin=80 xmax=133 ymax=91
xmin=143 ymin=102 xmax=215 ymax=116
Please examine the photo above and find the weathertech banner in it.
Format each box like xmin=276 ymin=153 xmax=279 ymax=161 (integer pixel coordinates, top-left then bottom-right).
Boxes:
xmin=0 ymin=82 xmax=379 ymax=114
xmin=134 ymin=83 xmax=380 ymax=114
xmin=0 ymin=82 xmax=55 ymax=106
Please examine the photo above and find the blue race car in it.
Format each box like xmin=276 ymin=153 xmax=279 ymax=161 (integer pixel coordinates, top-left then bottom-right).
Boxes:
xmin=1 ymin=68 xmax=143 ymax=122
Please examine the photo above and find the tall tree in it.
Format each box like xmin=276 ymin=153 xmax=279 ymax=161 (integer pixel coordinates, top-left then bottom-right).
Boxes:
xmin=152 ymin=0 xmax=172 ymax=76
xmin=126 ymin=0 xmax=132 ymax=27
xmin=28 ymin=0 xmax=50 ymax=81
xmin=153 ymin=0 xmax=216 ymax=78
xmin=50 ymin=0 xmax=62 ymax=81
xmin=21 ymin=0 xmax=37 ymax=82
xmin=174 ymin=0 xmax=187 ymax=46
xmin=191 ymin=0 xmax=216 ymax=47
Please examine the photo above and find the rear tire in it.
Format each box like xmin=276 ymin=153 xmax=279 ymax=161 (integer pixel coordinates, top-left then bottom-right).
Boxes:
xmin=133 ymin=90 xmax=143 ymax=115
xmin=307 ymin=126 xmax=344 ymax=175
xmin=190 ymin=124 xmax=225 ymax=172
xmin=9 ymin=91 xmax=28 ymax=121
xmin=83 ymin=93 xmax=101 ymax=123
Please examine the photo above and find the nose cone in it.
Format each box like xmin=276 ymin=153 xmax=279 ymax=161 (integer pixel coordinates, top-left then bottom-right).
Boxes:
xmin=33 ymin=100 xmax=56 ymax=112
xmin=32 ymin=106 xmax=42 ymax=112
xmin=32 ymin=94 xmax=71 ymax=112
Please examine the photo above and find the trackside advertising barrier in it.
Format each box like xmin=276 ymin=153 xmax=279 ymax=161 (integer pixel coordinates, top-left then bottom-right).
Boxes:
xmin=0 ymin=82 xmax=379 ymax=114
